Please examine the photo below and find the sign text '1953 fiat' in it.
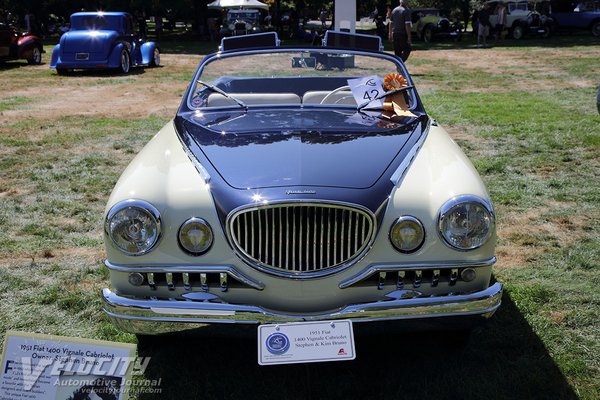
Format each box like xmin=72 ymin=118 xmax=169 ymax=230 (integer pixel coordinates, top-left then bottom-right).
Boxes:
xmin=102 ymin=32 xmax=502 ymax=362
xmin=50 ymin=11 xmax=160 ymax=75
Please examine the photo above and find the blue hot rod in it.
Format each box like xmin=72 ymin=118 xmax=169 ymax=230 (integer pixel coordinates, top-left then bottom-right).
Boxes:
xmin=50 ymin=12 xmax=160 ymax=75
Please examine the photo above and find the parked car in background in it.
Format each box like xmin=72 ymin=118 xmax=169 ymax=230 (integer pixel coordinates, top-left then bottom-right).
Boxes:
xmin=102 ymin=32 xmax=503 ymax=348
xmin=219 ymin=9 xmax=264 ymax=37
xmin=50 ymin=12 xmax=160 ymax=75
xmin=487 ymin=0 xmax=553 ymax=39
xmin=0 ymin=22 xmax=43 ymax=64
xmin=550 ymin=0 xmax=600 ymax=36
xmin=410 ymin=8 xmax=463 ymax=42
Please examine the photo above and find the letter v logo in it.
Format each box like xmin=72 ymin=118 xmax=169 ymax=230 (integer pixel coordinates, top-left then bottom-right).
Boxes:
xmin=21 ymin=357 xmax=53 ymax=391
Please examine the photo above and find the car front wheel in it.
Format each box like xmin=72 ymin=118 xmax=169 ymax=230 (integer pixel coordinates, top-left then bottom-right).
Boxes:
xmin=150 ymin=48 xmax=160 ymax=67
xmin=512 ymin=24 xmax=525 ymax=39
xmin=118 ymin=49 xmax=130 ymax=74
xmin=422 ymin=26 xmax=434 ymax=43
xmin=27 ymin=46 xmax=42 ymax=65
xmin=592 ymin=21 xmax=600 ymax=37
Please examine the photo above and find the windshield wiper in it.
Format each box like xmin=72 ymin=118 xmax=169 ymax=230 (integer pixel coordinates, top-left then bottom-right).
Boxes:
xmin=357 ymin=85 xmax=415 ymax=112
xmin=196 ymin=80 xmax=248 ymax=111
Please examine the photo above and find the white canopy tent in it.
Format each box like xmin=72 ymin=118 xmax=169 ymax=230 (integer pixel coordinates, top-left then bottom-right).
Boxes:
xmin=207 ymin=0 xmax=270 ymax=10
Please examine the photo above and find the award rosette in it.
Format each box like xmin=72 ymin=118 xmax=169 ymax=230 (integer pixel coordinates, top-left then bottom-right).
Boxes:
xmin=382 ymin=73 xmax=416 ymax=119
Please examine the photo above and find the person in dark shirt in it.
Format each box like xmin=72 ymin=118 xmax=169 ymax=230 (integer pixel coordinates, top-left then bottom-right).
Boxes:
xmin=389 ymin=0 xmax=412 ymax=62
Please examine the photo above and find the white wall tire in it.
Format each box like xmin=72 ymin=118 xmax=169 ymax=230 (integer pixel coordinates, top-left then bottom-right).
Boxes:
xmin=119 ymin=49 xmax=130 ymax=74
xmin=150 ymin=48 xmax=160 ymax=67
xmin=28 ymin=46 xmax=42 ymax=65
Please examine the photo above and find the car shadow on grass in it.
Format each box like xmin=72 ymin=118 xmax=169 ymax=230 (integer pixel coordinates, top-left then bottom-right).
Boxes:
xmin=0 ymin=61 xmax=33 ymax=70
xmin=52 ymin=68 xmax=147 ymax=78
xmin=135 ymin=293 xmax=577 ymax=400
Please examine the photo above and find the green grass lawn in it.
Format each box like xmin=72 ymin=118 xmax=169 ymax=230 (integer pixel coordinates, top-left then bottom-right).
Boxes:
xmin=0 ymin=36 xmax=598 ymax=399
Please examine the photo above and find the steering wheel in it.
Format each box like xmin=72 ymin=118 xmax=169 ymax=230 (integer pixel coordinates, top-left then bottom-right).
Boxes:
xmin=319 ymin=85 xmax=351 ymax=104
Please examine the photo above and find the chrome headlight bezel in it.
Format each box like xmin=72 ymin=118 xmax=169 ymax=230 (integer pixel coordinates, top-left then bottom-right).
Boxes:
xmin=105 ymin=199 xmax=162 ymax=256
xmin=178 ymin=217 xmax=214 ymax=256
xmin=389 ymin=216 xmax=426 ymax=254
xmin=438 ymin=195 xmax=495 ymax=251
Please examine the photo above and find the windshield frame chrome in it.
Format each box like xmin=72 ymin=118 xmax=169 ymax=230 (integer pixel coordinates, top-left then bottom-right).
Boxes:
xmin=186 ymin=47 xmax=419 ymax=113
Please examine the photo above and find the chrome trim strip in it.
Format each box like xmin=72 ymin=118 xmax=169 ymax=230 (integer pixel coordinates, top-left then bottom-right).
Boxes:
xmin=413 ymin=270 xmax=422 ymax=288
xmin=432 ymin=269 xmax=440 ymax=287
xmin=166 ymin=272 xmax=174 ymax=291
xmin=220 ymin=273 xmax=228 ymax=292
xmin=200 ymin=273 xmax=208 ymax=291
xmin=339 ymin=257 xmax=496 ymax=289
xmin=177 ymin=130 xmax=211 ymax=184
xmin=397 ymin=271 xmax=405 ymax=289
xmin=225 ymin=200 xmax=377 ymax=280
xmin=183 ymin=273 xmax=191 ymax=291
xmin=102 ymin=282 xmax=503 ymax=334
xmin=389 ymin=117 xmax=431 ymax=186
xmin=450 ymin=269 xmax=458 ymax=286
xmin=104 ymin=260 xmax=265 ymax=290
xmin=147 ymin=272 xmax=156 ymax=290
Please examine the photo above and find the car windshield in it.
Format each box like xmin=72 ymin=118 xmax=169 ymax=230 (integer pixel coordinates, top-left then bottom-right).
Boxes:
xmin=70 ymin=15 xmax=121 ymax=30
xmin=189 ymin=49 xmax=413 ymax=111
xmin=228 ymin=11 xmax=259 ymax=23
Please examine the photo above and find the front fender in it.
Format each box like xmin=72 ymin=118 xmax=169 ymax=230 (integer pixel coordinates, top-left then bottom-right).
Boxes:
xmin=17 ymin=36 xmax=40 ymax=59
xmin=140 ymin=41 xmax=158 ymax=65
xmin=107 ymin=42 xmax=125 ymax=68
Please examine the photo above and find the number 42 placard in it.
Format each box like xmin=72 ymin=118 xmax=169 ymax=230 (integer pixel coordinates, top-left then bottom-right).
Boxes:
xmin=347 ymin=75 xmax=385 ymax=109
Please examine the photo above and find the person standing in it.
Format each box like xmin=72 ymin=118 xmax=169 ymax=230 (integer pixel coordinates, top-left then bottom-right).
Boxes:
xmin=477 ymin=4 xmax=491 ymax=47
xmin=389 ymin=0 xmax=412 ymax=62
xmin=494 ymin=1 xmax=507 ymax=40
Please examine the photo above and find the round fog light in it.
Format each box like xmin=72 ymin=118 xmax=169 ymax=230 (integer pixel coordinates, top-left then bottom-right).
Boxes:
xmin=128 ymin=272 xmax=145 ymax=286
xmin=389 ymin=216 xmax=425 ymax=253
xmin=178 ymin=217 xmax=213 ymax=255
xmin=461 ymin=268 xmax=477 ymax=282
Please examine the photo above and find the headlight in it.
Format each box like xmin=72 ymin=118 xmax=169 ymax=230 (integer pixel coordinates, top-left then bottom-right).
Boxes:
xmin=389 ymin=216 xmax=425 ymax=253
xmin=178 ymin=217 xmax=213 ymax=255
xmin=105 ymin=200 xmax=161 ymax=256
xmin=438 ymin=195 xmax=494 ymax=251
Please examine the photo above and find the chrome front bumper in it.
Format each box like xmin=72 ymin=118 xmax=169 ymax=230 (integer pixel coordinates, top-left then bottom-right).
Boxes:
xmin=102 ymin=282 xmax=503 ymax=335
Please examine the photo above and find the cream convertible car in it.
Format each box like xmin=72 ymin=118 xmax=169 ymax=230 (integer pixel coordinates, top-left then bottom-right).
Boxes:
xmin=102 ymin=33 xmax=503 ymax=338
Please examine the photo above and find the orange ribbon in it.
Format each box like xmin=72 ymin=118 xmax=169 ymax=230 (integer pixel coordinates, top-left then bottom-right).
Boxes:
xmin=382 ymin=73 xmax=415 ymax=119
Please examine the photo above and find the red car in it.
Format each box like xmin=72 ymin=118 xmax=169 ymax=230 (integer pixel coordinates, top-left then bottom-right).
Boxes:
xmin=0 ymin=22 xmax=43 ymax=64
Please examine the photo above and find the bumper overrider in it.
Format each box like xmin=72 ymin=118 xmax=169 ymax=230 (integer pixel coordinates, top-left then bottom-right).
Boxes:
xmin=102 ymin=282 xmax=503 ymax=335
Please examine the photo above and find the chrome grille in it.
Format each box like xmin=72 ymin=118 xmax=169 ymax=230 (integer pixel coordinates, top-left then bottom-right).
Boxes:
xmin=229 ymin=203 xmax=375 ymax=277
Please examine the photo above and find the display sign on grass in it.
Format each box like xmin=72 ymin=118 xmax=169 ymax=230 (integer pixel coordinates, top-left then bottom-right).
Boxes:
xmin=1 ymin=331 xmax=139 ymax=400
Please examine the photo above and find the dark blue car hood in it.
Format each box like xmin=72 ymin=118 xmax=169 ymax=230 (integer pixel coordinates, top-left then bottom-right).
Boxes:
xmin=178 ymin=109 xmax=423 ymax=189
xmin=175 ymin=109 xmax=428 ymax=215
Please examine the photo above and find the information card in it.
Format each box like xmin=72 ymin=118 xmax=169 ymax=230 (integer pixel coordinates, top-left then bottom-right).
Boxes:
xmin=1 ymin=331 xmax=137 ymax=400
xmin=258 ymin=320 xmax=355 ymax=365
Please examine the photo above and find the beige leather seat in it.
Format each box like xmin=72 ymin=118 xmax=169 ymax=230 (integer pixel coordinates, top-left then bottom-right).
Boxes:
xmin=302 ymin=91 xmax=357 ymax=105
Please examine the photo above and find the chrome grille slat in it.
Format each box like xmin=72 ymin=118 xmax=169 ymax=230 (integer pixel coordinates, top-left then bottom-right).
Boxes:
xmin=230 ymin=203 xmax=374 ymax=277
xmin=313 ymin=209 xmax=317 ymax=271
